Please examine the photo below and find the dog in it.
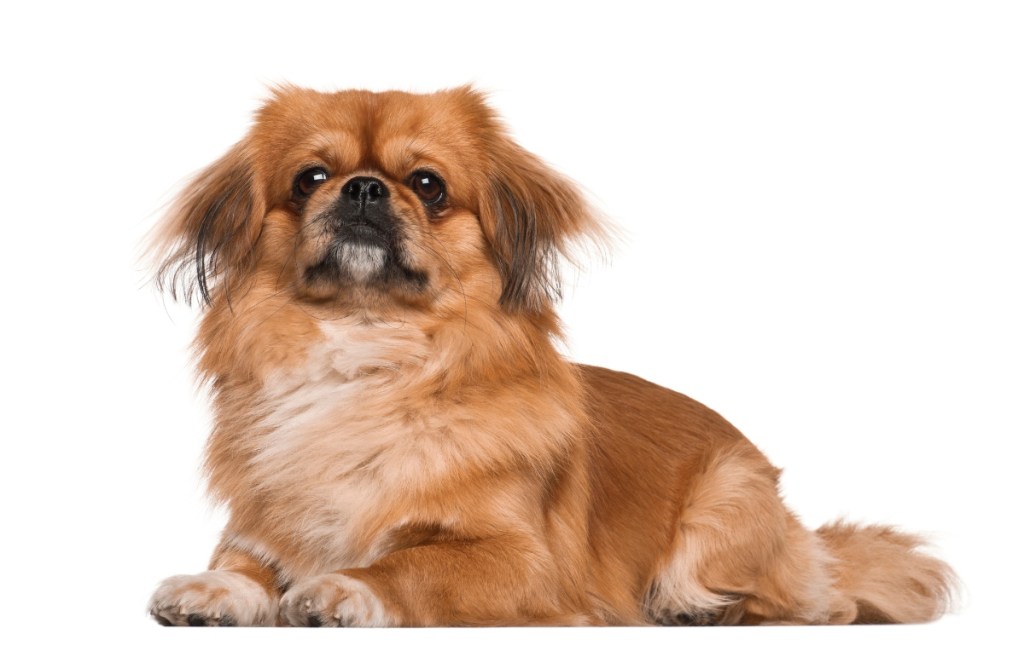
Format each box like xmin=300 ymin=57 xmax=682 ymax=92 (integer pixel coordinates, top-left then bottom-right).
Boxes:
xmin=147 ymin=86 xmax=953 ymax=627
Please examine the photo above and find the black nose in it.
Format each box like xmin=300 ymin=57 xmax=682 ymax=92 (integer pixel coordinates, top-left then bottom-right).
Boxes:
xmin=343 ymin=176 xmax=389 ymax=205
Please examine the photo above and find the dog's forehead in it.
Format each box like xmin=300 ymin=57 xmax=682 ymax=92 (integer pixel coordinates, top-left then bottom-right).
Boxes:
xmin=254 ymin=87 xmax=489 ymax=163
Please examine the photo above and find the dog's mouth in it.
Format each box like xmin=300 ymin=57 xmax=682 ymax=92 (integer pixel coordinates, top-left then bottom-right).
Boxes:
xmin=323 ymin=239 xmax=388 ymax=282
xmin=302 ymin=237 xmax=427 ymax=296
xmin=344 ymin=221 xmax=385 ymax=238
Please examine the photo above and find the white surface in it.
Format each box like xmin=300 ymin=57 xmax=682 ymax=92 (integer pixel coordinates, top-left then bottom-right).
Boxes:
xmin=1 ymin=1 xmax=1020 ymax=653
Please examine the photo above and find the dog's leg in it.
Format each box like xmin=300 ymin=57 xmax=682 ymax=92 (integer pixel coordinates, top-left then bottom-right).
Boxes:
xmin=646 ymin=441 xmax=834 ymax=625
xmin=149 ymin=540 xmax=281 ymax=627
xmin=279 ymin=534 xmax=572 ymax=626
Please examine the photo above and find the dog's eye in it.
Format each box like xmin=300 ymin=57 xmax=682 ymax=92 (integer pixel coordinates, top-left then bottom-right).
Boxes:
xmin=409 ymin=170 xmax=446 ymax=206
xmin=294 ymin=167 xmax=330 ymax=198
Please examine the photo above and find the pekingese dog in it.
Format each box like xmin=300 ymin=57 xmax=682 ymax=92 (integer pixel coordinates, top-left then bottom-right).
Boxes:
xmin=148 ymin=86 xmax=953 ymax=627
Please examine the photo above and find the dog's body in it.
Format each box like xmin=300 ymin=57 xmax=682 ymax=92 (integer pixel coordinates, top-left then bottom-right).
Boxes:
xmin=148 ymin=87 xmax=953 ymax=627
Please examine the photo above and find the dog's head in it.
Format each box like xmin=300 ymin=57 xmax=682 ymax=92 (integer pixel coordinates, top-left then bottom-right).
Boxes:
xmin=153 ymin=86 xmax=599 ymax=318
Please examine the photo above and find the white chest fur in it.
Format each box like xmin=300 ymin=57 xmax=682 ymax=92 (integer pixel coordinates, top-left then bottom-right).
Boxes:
xmin=222 ymin=318 xmax=579 ymax=584
xmin=235 ymin=320 xmax=448 ymax=578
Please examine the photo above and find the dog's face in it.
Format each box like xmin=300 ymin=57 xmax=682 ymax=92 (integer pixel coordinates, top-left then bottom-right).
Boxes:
xmin=155 ymin=86 xmax=597 ymax=319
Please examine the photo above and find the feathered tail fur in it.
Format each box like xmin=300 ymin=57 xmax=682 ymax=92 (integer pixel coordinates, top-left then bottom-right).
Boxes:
xmin=817 ymin=521 xmax=956 ymax=623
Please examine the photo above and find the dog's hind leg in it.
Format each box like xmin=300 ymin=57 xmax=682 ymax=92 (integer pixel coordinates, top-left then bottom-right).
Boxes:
xmin=644 ymin=441 xmax=834 ymax=625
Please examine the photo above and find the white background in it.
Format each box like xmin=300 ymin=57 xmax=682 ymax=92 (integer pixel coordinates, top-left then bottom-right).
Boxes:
xmin=2 ymin=1 xmax=1020 ymax=654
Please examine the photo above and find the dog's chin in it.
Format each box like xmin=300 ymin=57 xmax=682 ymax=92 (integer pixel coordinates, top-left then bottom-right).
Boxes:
xmin=333 ymin=241 xmax=388 ymax=282
xmin=300 ymin=240 xmax=427 ymax=303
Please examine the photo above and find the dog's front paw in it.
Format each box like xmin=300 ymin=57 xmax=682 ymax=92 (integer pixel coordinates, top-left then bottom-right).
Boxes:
xmin=280 ymin=573 xmax=396 ymax=627
xmin=149 ymin=571 xmax=277 ymax=626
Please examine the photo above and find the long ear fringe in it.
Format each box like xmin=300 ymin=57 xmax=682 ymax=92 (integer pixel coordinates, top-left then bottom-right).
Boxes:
xmin=490 ymin=178 xmax=556 ymax=310
xmin=147 ymin=142 xmax=264 ymax=306
xmin=482 ymin=134 xmax=612 ymax=314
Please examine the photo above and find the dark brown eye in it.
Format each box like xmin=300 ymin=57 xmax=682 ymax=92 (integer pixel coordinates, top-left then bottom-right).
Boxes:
xmin=409 ymin=170 xmax=446 ymax=206
xmin=294 ymin=167 xmax=330 ymax=197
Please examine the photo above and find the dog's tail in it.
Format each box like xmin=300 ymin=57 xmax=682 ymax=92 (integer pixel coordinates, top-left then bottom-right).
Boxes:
xmin=817 ymin=521 xmax=956 ymax=623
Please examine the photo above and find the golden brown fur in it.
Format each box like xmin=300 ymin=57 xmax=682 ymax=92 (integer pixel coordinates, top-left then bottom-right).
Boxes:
xmin=147 ymin=86 xmax=954 ymax=627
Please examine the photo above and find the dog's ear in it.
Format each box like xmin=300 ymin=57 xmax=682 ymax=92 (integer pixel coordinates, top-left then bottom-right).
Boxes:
xmin=476 ymin=117 xmax=599 ymax=313
xmin=151 ymin=140 xmax=265 ymax=305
